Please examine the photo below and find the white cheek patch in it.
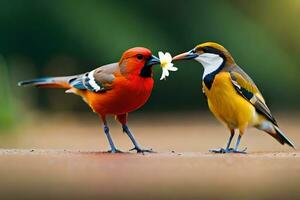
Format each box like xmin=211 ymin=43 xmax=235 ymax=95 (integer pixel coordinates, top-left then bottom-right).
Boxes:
xmin=88 ymin=70 xmax=101 ymax=92
xmin=194 ymin=53 xmax=224 ymax=79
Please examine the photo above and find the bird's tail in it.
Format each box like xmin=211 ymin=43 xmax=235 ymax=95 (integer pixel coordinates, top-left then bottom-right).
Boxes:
xmin=272 ymin=125 xmax=296 ymax=149
xmin=18 ymin=76 xmax=77 ymax=89
xmin=256 ymin=120 xmax=295 ymax=149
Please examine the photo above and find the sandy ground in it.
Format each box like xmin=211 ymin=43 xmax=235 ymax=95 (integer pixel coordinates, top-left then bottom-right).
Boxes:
xmin=0 ymin=112 xmax=299 ymax=200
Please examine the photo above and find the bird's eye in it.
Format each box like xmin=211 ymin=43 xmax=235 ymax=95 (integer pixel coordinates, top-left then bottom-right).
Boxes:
xmin=137 ymin=54 xmax=143 ymax=60
xmin=202 ymin=47 xmax=208 ymax=52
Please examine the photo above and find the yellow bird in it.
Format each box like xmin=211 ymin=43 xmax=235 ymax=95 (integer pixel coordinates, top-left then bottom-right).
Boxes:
xmin=173 ymin=42 xmax=295 ymax=153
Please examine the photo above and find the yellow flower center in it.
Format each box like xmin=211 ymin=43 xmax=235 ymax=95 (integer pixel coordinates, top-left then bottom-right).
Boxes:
xmin=160 ymin=60 xmax=168 ymax=68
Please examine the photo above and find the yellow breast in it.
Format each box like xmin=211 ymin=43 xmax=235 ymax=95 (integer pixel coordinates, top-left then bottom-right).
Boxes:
xmin=203 ymin=72 xmax=256 ymax=129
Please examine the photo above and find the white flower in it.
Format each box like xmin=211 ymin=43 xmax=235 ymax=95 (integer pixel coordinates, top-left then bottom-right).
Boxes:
xmin=158 ymin=51 xmax=178 ymax=80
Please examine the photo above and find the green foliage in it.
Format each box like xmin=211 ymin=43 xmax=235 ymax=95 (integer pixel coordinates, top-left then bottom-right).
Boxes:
xmin=0 ymin=56 xmax=16 ymax=130
xmin=0 ymin=0 xmax=299 ymax=114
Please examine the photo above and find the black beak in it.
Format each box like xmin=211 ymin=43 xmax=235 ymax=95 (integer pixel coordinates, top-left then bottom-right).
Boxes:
xmin=146 ymin=55 xmax=160 ymax=66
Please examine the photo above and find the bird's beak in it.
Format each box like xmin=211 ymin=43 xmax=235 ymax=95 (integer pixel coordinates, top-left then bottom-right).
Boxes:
xmin=146 ymin=55 xmax=160 ymax=67
xmin=172 ymin=50 xmax=198 ymax=61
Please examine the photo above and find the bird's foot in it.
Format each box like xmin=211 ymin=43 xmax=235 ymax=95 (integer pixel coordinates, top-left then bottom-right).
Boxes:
xmin=209 ymin=148 xmax=231 ymax=153
xmin=129 ymin=147 xmax=156 ymax=154
xmin=232 ymin=147 xmax=247 ymax=154
xmin=209 ymin=147 xmax=247 ymax=154
xmin=107 ymin=148 xmax=123 ymax=153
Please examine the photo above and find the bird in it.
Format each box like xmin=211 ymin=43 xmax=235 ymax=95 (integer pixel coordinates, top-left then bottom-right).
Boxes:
xmin=18 ymin=47 xmax=161 ymax=153
xmin=172 ymin=42 xmax=295 ymax=153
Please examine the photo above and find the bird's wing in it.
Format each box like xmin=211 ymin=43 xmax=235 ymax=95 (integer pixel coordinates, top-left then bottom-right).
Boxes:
xmin=228 ymin=65 xmax=277 ymax=125
xmin=70 ymin=63 xmax=119 ymax=92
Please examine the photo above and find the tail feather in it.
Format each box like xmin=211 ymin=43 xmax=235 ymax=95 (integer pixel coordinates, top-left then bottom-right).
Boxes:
xmin=273 ymin=126 xmax=296 ymax=149
xmin=18 ymin=76 xmax=76 ymax=89
xmin=257 ymin=120 xmax=296 ymax=149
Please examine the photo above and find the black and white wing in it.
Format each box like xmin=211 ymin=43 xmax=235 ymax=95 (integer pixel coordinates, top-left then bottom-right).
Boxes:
xmin=70 ymin=63 xmax=119 ymax=92
xmin=227 ymin=65 xmax=277 ymax=125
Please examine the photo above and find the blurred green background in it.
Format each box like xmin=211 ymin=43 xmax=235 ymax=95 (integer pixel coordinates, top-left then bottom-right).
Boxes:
xmin=0 ymin=0 xmax=300 ymax=129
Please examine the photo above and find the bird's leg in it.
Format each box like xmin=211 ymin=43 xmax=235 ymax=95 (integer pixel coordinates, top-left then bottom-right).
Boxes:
xmin=103 ymin=124 xmax=122 ymax=153
xmin=232 ymin=135 xmax=247 ymax=153
xmin=122 ymin=125 xmax=155 ymax=153
xmin=210 ymin=129 xmax=235 ymax=153
xmin=116 ymin=114 xmax=154 ymax=153
xmin=225 ymin=130 xmax=235 ymax=150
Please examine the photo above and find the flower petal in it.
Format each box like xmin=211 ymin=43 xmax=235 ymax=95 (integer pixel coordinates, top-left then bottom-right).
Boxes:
xmin=157 ymin=51 xmax=177 ymax=80
xmin=168 ymin=66 xmax=178 ymax=71
xmin=158 ymin=51 xmax=165 ymax=60
xmin=165 ymin=52 xmax=172 ymax=63
xmin=160 ymin=69 xmax=166 ymax=80
xmin=165 ymin=63 xmax=174 ymax=68
xmin=164 ymin=68 xmax=169 ymax=77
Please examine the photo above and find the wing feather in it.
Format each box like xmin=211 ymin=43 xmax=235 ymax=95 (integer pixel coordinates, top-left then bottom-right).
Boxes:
xmin=69 ymin=63 xmax=118 ymax=92
xmin=228 ymin=66 xmax=277 ymax=125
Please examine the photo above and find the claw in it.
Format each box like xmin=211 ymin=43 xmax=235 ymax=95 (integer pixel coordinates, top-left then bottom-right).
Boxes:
xmin=107 ymin=149 xmax=123 ymax=153
xmin=232 ymin=147 xmax=247 ymax=154
xmin=129 ymin=147 xmax=136 ymax=152
xmin=129 ymin=147 xmax=156 ymax=154
xmin=209 ymin=148 xmax=229 ymax=153
xmin=209 ymin=147 xmax=247 ymax=154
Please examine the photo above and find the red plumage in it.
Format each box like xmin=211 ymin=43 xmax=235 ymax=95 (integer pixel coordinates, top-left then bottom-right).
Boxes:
xmin=19 ymin=47 xmax=160 ymax=153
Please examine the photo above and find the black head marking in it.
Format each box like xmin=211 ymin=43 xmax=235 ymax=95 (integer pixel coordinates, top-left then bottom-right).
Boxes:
xmin=202 ymin=46 xmax=226 ymax=59
xmin=201 ymin=46 xmax=227 ymax=90
xmin=140 ymin=65 xmax=152 ymax=77
xmin=203 ymin=60 xmax=226 ymax=90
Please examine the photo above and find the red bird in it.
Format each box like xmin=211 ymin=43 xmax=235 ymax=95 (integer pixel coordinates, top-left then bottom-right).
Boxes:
xmin=18 ymin=47 xmax=160 ymax=153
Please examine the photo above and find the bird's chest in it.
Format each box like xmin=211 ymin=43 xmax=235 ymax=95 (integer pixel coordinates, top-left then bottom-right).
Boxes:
xmin=203 ymin=72 xmax=236 ymax=110
xmin=116 ymin=77 xmax=154 ymax=109
xmin=203 ymin=72 xmax=252 ymax=127
xmin=89 ymin=77 xmax=154 ymax=115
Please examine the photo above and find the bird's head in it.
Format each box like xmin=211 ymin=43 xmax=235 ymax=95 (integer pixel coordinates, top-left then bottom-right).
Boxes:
xmin=119 ymin=47 xmax=160 ymax=78
xmin=172 ymin=42 xmax=235 ymax=69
